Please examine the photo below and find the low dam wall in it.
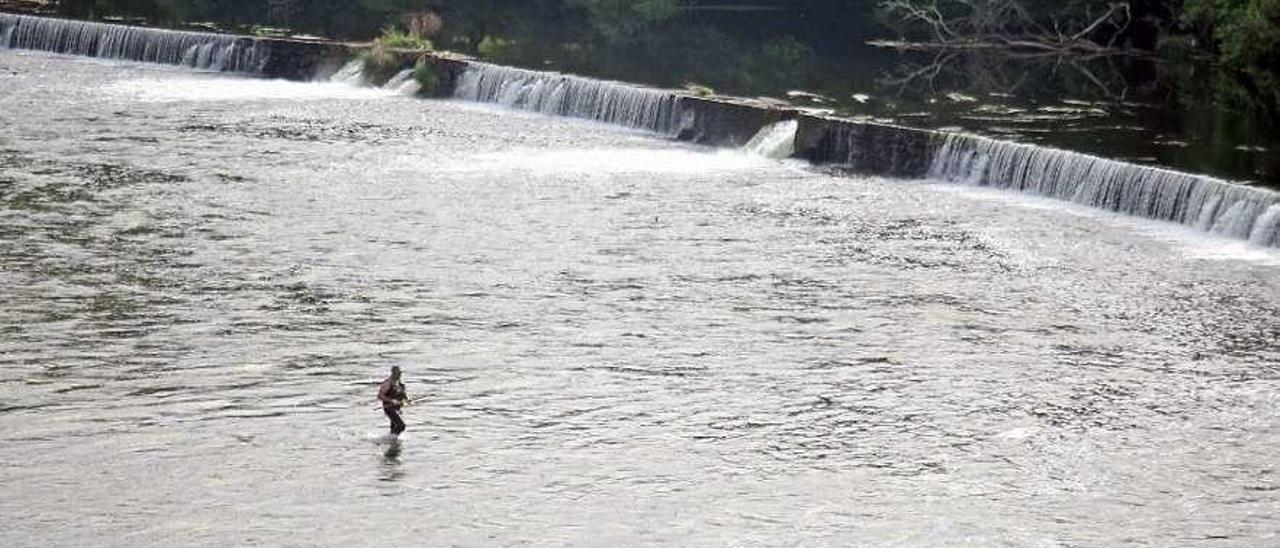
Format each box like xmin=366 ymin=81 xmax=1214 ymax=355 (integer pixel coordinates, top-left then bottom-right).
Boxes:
xmin=3 ymin=11 xmax=1278 ymax=248
xmin=0 ymin=12 xmax=355 ymax=79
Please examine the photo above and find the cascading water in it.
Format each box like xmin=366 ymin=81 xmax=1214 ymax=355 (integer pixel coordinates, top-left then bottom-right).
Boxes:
xmin=452 ymin=62 xmax=683 ymax=134
xmin=328 ymin=58 xmax=365 ymax=85
xmin=0 ymin=13 xmax=262 ymax=73
xmin=928 ymin=133 xmax=1280 ymax=247
xmin=382 ymin=68 xmax=420 ymax=96
xmin=743 ymin=119 xmax=798 ymax=159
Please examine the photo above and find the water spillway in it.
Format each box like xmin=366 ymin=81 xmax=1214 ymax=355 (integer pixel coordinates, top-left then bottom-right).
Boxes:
xmin=7 ymin=48 xmax=1280 ymax=546
xmin=452 ymin=62 xmax=684 ymax=135
xmin=743 ymin=120 xmax=798 ymax=159
xmin=0 ymin=12 xmax=262 ymax=72
xmin=0 ymin=13 xmax=352 ymax=79
xmin=792 ymin=115 xmax=1280 ymax=248
xmin=2 ymin=12 xmax=1277 ymax=248
xmin=927 ymin=133 xmax=1280 ymax=247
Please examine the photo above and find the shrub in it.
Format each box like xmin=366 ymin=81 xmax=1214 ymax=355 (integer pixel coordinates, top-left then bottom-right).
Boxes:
xmin=1211 ymin=0 xmax=1278 ymax=69
xmin=412 ymin=57 xmax=441 ymax=97
xmin=358 ymin=44 xmax=401 ymax=85
xmin=376 ymin=27 xmax=433 ymax=52
xmin=683 ymin=83 xmax=714 ymax=97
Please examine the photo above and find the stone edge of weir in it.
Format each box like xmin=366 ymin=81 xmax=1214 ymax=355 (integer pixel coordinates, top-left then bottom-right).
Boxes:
xmin=4 ymin=11 xmax=1278 ymax=247
xmin=0 ymin=11 xmax=1213 ymax=179
xmin=0 ymin=10 xmax=932 ymax=174
xmin=405 ymin=50 xmax=939 ymax=175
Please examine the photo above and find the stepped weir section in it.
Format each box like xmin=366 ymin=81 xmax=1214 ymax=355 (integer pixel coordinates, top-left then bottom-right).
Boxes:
xmin=3 ymin=12 xmax=1279 ymax=247
xmin=0 ymin=12 xmax=352 ymax=79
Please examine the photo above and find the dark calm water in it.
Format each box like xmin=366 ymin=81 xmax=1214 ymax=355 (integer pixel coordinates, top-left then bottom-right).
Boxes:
xmin=486 ymin=43 xmax=1279 ymax=190
xmin=9 ymin=5 xmax=1278 ymax=186
xmin=2 ymin=50 xmax=1280 ymax=546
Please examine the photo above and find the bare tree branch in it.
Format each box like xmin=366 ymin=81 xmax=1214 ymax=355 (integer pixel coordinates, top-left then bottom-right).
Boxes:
xmin=877 ymin=0 xmax=1138 ymax=55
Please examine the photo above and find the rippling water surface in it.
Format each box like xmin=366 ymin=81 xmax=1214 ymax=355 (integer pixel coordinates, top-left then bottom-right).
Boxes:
xmin=2 ymin=50 xmax=1279 ymax=547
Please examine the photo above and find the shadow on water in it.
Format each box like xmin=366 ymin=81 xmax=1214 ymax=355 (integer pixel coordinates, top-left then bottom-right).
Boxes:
xmin=855 ymin=50 xmax=1280 ymax=188
xmin=378 ymin=438 xmax=404 ymax=483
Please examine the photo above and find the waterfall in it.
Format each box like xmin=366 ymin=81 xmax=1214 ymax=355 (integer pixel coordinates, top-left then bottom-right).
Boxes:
xmin=0 ymin=13 xmax=262 ymax=73
xmin=929 ymin=133 xmax=1280 ymax=247
xmin=453 ymin=62 xmax=682 ymax=134
xmin=382 ymin=68 xmax=421 ymax=96
xmin=743 ymin=120 xmax=798 ymax=159
xmin=328 ymin=58 xmax=365 ymax=85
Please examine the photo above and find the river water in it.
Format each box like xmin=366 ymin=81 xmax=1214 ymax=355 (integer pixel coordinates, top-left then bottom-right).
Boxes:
xmin=2 ymin=50 xmax=1279 ymax=547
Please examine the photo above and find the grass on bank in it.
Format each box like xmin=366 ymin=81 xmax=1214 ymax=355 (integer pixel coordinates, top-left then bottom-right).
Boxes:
xmin=412 ymin=57 xmax=441 ymax=96
xmin=358 ymin=26 xmax=435 ymax=87
xmin=376 ymin=27 xmax=433 ymax=52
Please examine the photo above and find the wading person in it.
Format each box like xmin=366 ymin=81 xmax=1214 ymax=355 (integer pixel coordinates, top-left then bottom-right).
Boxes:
xmin=378 ymin=366 xmax=410 ymax=435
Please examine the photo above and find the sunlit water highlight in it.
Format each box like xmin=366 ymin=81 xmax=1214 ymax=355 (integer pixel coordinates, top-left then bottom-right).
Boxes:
xmin=1 ymin=51 xmax=1279 ymax=547
xmin=431 ymin=147 xmax=777 ymax=175
xmin=105 ymin=74 xmax=397 ymax=102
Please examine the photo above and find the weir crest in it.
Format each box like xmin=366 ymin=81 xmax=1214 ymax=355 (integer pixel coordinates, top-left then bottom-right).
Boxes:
xmin=1 ymin=11 xmax=1277 ymax=249
xmin=0 ymin=13 xmax=262 ymax=73
xmin=928 ymin=133 xmax=1280 ymax=247
xmin=452 ymin=62 xmax=683 ymax=135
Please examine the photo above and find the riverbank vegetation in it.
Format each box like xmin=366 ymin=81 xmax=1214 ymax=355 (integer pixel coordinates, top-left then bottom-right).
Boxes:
xmin=874 ymin=0 xmax=1277 ymax=73
xmin=4 ymin=0 xmax=1273 ymax=182
xmin=18 ymin=1 xmax=1273 ymax=86
xmin=872 ymin=0 xmax=1278 ymax=125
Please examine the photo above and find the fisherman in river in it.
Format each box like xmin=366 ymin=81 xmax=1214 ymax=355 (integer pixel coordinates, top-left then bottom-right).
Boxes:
xmin=378 ymin=366 xmax=410 ymax=436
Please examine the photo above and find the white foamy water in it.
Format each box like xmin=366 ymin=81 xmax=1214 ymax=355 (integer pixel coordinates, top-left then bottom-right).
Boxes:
xmin=2 ymin=50 xmax=1279 ymax=548
xmin=743 ymin=119 xmax=798 ymax=159
xmin=453 ymin=61 xmax=681 ymax=134
xmin=432 ymin=147 xmax=773 ymax=175
xmin=0 ymin=12 xmax=261 ymax=72
xmin=106 ymin=75 xmax=397 ymax=102
xmin=921 ymin=181 xmax=1280 ymax=264
xmin=928 ymin=132 xmax=1280 ymax=247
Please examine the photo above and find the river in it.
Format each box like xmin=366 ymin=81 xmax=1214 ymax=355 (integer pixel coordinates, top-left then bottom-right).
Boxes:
xmin=1 ymin=49 xmax=1278 ymax=546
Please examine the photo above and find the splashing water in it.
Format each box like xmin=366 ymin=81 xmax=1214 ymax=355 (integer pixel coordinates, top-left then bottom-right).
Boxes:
xmin=453 ymin=62 xmax=682 ymax=134
xmin=0 ymin=13 xmax=262 ymax=73
xmin=743 ymin=119 xmax=798 ymax=159
xmin=382 ymin=68 xmax=421 ymax=96
xmin=928 ymin=132 xmax=1280 ymax=247
xmin=328 ymin=58 xmax=365 ymax=86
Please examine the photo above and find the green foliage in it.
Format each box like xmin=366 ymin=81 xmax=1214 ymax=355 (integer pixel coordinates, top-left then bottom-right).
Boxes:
xmin=1184 ymin=0 xmax=1280 ymax=70
xmin=569 ymin=0 xmax=680 ymax=39
xmin=358 ymin=44 xmax=401 ymax=84
xmin=739 ymin=35 xmax=815 ymax=93
xmin=683 ymin=82 xmax=714 ymax=96
xmin=411 ymin=56 xmax=441 ymax=96
xmin=477 ymin=36 xmax=516 ymax=59
xmin=375 ymin=26 xmax=433 ymax=50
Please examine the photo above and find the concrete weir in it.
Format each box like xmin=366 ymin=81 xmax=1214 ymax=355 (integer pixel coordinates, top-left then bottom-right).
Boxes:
xmin=3 ymin=11 xmax=1278 ymax=247
xmin=792 ymin=115 xmax=940 ymax=178
xmin=406 ymin=51 xmax=934 ymax=173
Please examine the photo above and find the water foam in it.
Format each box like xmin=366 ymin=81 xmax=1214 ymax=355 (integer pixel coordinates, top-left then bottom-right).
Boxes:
xmin=105 ymin=75 xmax=395 ymax=102
xmin=382 ymin=68 xmax=421 ymax=96
xmin=928 ymin=133 xmax=1280 ymax=247
xmin=0 ymin=13 xmax=262 ymax=72
xmin=423 ymin=147 xmax=772 ymax=176
xmin=328 ymin=58 xmax=365 ymax=86
xmin=743 ymin=120 xmax=798 ymax=159
xmin=453 ymin=62 xmax=682 ymax=134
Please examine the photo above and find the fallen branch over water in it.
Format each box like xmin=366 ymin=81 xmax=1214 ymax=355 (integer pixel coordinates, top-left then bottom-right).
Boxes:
xmin=868 ymin=38 xmax=1151 ymax=58
xmin=875 ymin=0 xmax=1146 ymax=57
